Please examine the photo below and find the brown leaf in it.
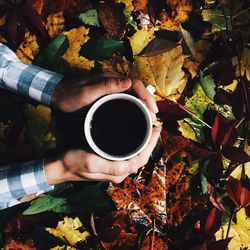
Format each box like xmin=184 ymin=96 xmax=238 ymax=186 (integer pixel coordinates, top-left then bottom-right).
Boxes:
xmin=189 ymin=143 xmax=217 ymax=159
xmin=139 ymin=37 xmax=177 ymax=57
xmin=208 ymin=185 xmax=227 ymax=213
xmin=98 ymin=2 xmax=126 ymax=40
xmin=201 ymin=207 xmax=222 ymax=239
xmin=4 ymin=239 xmax=36 ymax=250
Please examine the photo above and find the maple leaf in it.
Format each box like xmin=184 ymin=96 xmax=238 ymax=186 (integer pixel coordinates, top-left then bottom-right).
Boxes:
xmin=115 ymin=0 xmax=134 ymax=12
xmin=62 ymin=26 xmax=94 ymax=70
xmin=46 ymin=217 xmax=90 ymax=246
xmin=16 ymin=31 xmax=39 ymax=64
xmin=46 ymin=11 xmax=65 ymax=38
xmin=131 ymin=45 xmax=188 ymax=101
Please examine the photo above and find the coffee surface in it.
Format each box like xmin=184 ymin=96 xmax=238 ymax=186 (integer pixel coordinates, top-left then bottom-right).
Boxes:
xmin=91 ymin=99 xmax=147 ymax=156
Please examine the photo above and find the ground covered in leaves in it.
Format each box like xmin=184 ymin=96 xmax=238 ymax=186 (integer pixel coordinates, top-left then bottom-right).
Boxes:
xmin=0 ymin=0 xmax=250 ymax=249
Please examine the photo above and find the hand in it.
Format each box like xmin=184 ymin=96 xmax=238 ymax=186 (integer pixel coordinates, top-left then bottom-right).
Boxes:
xmin=44 ymin=126 xmax=161 ymax=185
xmin=51 ymin=72 xmax=158 ymax=120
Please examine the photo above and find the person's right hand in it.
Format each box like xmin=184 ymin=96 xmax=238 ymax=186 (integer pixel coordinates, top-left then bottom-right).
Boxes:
xmin=44 ymin=126 xmax=161 ymax=185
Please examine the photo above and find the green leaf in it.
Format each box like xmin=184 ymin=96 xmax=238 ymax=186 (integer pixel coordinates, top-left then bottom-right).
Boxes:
xmin=66 ymin=183 xmax=114 ymax=211
xmin=199 ymin=70 xmax=216 ymax=100
xmin=23 ymin=195 xmax=76 ymax=215
xmin=80 ymin=39 xmax=125 ymax=60
xmin=137 ymin=226 xmax=153 ymax=250
xmin=200 ymin=170 xmax=208 ymax=194
xmin=78 ymin=9 xmax=100 ymax=27
xmin=42 ymin=35 xmax=69 ymax=58
xmin=202 ymin=7 xmax=232 ymax=32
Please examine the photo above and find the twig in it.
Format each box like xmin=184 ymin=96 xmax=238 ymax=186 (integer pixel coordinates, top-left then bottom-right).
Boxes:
xmin=151 ymin=218 xmax=155 ymax=250
xmin=226 ymin=208 xmax=236 ymax=238
xmin=232 ymin=7 xmax=250 ymax=19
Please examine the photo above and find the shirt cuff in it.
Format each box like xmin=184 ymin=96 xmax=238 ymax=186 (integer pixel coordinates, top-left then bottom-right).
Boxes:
xmin=3 ymin=61 xmax=63 ymax=105
xmin=0 ymin=159 xmax=54 ymax=203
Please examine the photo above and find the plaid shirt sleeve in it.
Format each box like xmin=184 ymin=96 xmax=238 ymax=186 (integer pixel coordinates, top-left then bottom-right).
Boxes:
xmin=0 ymin=43 xmax=63 ymax=105
xmin=0 ymin=159 xmax=54 ymax=209
xmin=0 ymin=43 xmax=61 ymax=209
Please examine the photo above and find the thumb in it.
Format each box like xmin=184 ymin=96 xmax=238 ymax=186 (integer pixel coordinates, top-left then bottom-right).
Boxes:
xmin=84 ymin=77 xmax=132 ymax=103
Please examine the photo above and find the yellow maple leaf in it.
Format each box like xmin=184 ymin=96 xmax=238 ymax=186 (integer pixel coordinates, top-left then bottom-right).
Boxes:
xmin=46 ymin=217 xmax=90 ymax=246
xmin=16 ymin=31 xmax=39 ymax=64
xmin=46 ymin=11 xmax=65 ymax=38
xmin=62 ymin=27 xmax=94 ymax=70
xmin=131 ymin=45 xmax=188 ymax=101
xmin=129 ymin=27 xmax=155 ymax=55
xmin=215 ymin=208 xmax=250 ymax=250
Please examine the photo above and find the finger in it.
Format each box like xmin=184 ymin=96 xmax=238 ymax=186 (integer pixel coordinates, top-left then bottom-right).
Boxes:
xmin=131 ymin=79 xmax=158 ymax=114
xmin=83 ymin=77 xmax=132 ymax=103
xmin=80 ymin=172 xmax=129 ymax=184
xmin=128 ymin=126 xmax=161 ymax=173
xmin=84 ymin=154 xmax=131 ymax=176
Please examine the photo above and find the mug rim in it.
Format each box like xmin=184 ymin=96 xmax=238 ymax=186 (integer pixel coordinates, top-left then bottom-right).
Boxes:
xmin=84 ymin=93 xmax=152 ymax=161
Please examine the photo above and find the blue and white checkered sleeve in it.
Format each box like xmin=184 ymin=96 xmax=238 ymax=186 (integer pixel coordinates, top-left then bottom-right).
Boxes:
xmin=0 ymin=43 xmax=63 ymax=105
xmin=0 ymin=159 xmax=54 ymax=209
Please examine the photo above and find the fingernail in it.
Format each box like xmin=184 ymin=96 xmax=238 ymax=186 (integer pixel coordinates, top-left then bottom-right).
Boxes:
xmin=119 ymin=78 xmax=131 ymax=88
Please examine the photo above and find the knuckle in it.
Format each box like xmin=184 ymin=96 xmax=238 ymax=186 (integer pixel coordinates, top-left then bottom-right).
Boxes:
xmin=112 ymin=176 xmax=126 ymax=184
xmin=104 ymin=78 xmax=118 ymax=90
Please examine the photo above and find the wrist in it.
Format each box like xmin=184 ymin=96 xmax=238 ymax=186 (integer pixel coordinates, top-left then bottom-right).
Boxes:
xmin=44 ymin=157 xmax=65 ymax=185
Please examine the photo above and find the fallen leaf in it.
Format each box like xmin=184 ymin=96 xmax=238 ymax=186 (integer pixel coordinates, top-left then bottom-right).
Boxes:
xmin=215 ymin=208 xmax=250 ymax=249
xmin=132 ymin=45 xmax=188 ymax=101
xmin=62 ymin=26 xmax=94 ymax=70
xmin=129 ymin=27 xmax=155 ymax=55
xmin=4 ymin=239 xmax=36 ymax=250
xmin=16 ymin=31 xmax=40 ymax=64
xmin=46 ymin=11 xmax=65 ymax=38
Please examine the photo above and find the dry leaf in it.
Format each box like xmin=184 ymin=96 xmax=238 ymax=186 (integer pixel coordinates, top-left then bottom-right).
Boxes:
xmin=4 ymin=239 xmax=36 ymax=250
xmin=46 ymin=11 xmax=65 ymax=38
xmin=16 ymin=31 xmax=39 ymax=64
xmin=115 ymin=0 xmax=134 ymax=12
xmin=159 ymin=0 xmax=192 ymax=31
xmin=62 ymin=26 xmax=94 ymax=70
xmin=129 ymin=27 xmax=155 ymax=55
xmin=131 ymin=45 xmax=188 ymax=101
xmin=215 ymin=208 xmax=250 ymax=249
xmin=46 ymin=217 xmax=90 ymax=246
xmin=133 ymin=0 xmax=148 ymax=11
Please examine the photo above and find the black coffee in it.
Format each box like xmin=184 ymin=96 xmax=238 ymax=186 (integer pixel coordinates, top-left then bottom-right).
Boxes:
xmin=90 ymin=99 xmax=148 ymax=156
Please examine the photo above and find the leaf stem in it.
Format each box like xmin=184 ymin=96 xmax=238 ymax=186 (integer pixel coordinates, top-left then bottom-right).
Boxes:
xmin=226 ymin=208 xmax=236 ymax=238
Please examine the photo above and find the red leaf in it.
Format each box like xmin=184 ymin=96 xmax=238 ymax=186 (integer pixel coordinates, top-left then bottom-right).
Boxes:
xmin=201 ymin=207 xmax=222 ymax=239
xmin=211 ymin=113 xmax=220 ymax=146
xmin=240 ymin=186 xmax=250 ymax=208
xmin=222 ymin=147 xmax=250 ymax=163
xmin=19 ymin=4 xmax=50 ymax=48
xmin=245 ymin=205 xmax=250 ymax=217
xmin=211 ymin=113 xmax=238 ymax=147
xmin=207 ymin=155 xmax=224 ymax=184
xmin=209 ymin=189 xmax=227 ymax=213
xmin=157 ymin=99 xmax=188 ymax=121
xmin=189 ymin=144 xmax=217 ymax=159
xmin=161 ymin=129 xmax=192 ymax=159
xmin=207 ymin=238 xmax=233 ymax=250
xmin=214 ymin=88 xmax=234 ymax=106
xmin=226 ymin=177 xmax=242 ymax=207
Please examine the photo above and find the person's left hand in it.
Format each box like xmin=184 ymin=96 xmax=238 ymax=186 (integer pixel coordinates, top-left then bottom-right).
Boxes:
xmin=51 ymin=72 xmax=158 ymax=120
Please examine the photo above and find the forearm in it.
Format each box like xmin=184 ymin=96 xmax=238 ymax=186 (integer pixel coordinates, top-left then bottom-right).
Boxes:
xmin=0 ymin=43 xmax=63 ymax=105
xmin=0 ymin=159 xmax=54 ymax=209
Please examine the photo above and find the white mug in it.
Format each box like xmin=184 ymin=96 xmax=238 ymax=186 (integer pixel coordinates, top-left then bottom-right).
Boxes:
xmin=84 ymin=93 xmax=152 ymax=161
